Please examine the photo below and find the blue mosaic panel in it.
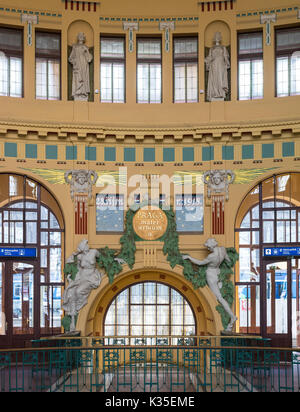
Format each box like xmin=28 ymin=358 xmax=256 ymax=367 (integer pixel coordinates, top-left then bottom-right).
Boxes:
xmin=96 ymin=194 xmax=124 ymax=232
xmin=175 ymin=194 xmax=204 ymax=233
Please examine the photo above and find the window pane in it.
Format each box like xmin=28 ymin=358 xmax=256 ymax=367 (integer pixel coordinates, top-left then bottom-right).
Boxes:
xmin=112 ymin=63 xmax=125 ymax=103
xmin=0 ymin=53 xmax=8 ymax=96
xmin=9 ymin=57 xmax=22 ymax=97
xmin=174 ymin=38 xmax=197 ymax=59
xmin=137 ymin=64 xmax=149 ymax=103
xmin=0 ymin=263 xmax=5 ymax=335
xmin=149 ymin=64 xmax=161 ymax=103
xmin=101 ymin=62 xmax=112 ymax=102
xmin=276 ymin=28 xmax=300 ymax=52
xmin=291 ymin=54 xmax=300 ymax=96
xmin=239 ymin=60 xmax=251 ymax=100
xmin=48 ymin=60 xmax=60 ymax=100
xmin=277 ymin=57 xmax=289 ymax=97
xmin=104 ymin=282 xmax=196 ymax=344
xmin=0 ymin=28 xmax=22 ymax=53
xmin=50 ymin=248 xmax=61 ymax=282
xmin=26 ymin=222 xmax=37 ymax=243
xmin=186 ymin=63 xmax=198 ymax=102
xmin=252 ymin=59 xmax=263 ymax=99
xmin=174 ymin=63 xmax=186 ymax=103
xmin=36 ymin=32 xmax=60 ymax=57
xmin=239 ymin=33 xmax=263 ymax=55
xmin=101 ymin=38 xmax=124 ymax=58
xmin=137 ymin=39 xmax=161 ymax=59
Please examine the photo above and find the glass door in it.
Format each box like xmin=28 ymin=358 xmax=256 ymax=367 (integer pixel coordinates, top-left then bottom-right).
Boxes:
xmin=292 ymin=259 xmax=300 ymax=347
xmin=11 ymin=262 xmax=34 ymax=336
xmin=0 ymin=261 xmax=36 ymax=348
xmin=263 ymin=259 xmax=292 ymax=348
xmin=0 ymin=263 xmax=6 ymax=338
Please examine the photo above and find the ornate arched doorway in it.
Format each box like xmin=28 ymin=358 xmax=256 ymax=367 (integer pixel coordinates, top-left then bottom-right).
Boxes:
xmin=0 ymin=173 xmax=64 ymax=348
xmin=83 ymin=269 xmax=218 ymax=340
xmin=235 ymin=172 xmax=300 ymax=348
xmin=103 ymin=281 xmax=196 ymax=345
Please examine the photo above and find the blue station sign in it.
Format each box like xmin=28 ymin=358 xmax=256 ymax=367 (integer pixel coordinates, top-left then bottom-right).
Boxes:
xmin=264 ymin=247 xmax=300 ymax=257
xmin=0 ymin=247 xmax=37 ymax=258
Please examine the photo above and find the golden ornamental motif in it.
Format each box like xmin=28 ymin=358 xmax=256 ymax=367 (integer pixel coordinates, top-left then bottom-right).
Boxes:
xmin=133 ymin=206 xmax=168 ymax=241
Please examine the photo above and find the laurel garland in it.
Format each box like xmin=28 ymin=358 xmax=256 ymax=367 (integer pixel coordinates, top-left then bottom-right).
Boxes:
xmin=63 ymin=205 xmax=238 ymax=330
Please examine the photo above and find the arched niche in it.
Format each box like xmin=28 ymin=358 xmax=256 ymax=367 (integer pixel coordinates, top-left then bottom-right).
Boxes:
xmin=204 ymin=20 xmax=231 ymax=48
xmin=204 ymin=20 xmax=231 ymax=102
xmin=67 ymin=20 xmax=94 ymax=102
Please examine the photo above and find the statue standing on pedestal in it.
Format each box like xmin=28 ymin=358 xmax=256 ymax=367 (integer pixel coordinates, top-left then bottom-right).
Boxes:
xmin=205 ymin=32 xmax=230 ymax=101
xmin=182 ymin=238 xmax=237 ymax=332
xmin=68 ymin=32 xmax=93 ymax=101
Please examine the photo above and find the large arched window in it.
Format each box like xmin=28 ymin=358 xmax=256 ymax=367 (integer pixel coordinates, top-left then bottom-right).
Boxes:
xmin=104 ymin=282 xmax=196 ymax=344
xmin=235 ymin=173 xmax=300 ymax=347
xmin=0 ymin=174 xmax=64 ymax=347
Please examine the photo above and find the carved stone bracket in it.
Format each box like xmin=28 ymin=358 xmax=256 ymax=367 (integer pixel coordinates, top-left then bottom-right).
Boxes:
xmin=123 ymin=22 xmax=139 ymax=53
xmin=260 ymin=13 xmax=276 ymax=46
xmin=159 ymin=21 xmax=175 ymax=52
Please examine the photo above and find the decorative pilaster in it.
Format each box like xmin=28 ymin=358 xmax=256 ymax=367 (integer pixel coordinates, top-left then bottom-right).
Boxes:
xmin=203 ymin=170 xmax=235 ymax=235
xmin=64 ymin=170 xmax=98 ymax=235
xmin=260 ymin=13 xmax=276 ymax=46
xmin=123 ymin=22 xmax=139 ymax=53
xmin=159 ymin=22 xmax=175 ymax=52
xmin=21 ymin=14 xmax=38 ymax=46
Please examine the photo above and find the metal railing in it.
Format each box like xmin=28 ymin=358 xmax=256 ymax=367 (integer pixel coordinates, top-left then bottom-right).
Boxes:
xmin=0 ymin=336 xmax=300 ymax=392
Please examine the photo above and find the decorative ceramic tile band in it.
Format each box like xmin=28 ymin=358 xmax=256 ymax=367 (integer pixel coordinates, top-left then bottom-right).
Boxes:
xmin=0 ymin=6 xmax=62 ymax=17
xmin=237 ymin=5 xmax=298 ymax=18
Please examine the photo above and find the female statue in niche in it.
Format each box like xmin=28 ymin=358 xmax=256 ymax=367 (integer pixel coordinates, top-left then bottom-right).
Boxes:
xmin=205 ymin=31 xmax=230 ymax=101
xmin=69 ymin=32 xmax=93 ymax=101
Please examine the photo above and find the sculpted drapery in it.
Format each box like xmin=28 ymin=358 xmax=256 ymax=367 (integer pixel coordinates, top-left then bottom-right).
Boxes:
xmin=205 ymin=32 xmax=230 ymax=101
xmin=69 ymin=32 xmax=93 ymax=101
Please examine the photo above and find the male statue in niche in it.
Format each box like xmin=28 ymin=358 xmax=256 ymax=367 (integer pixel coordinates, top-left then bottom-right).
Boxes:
xmin=69 ymin=32 xmax=93 ymax=101
xmin=182 ymin=238 xmax=238 ymax=332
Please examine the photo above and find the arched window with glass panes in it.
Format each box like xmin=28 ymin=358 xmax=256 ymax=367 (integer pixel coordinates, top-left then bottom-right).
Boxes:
xmin=104 ymin=282 xmax=196 ymax=345
xmin=0 ymin=174 xmax=64 ymax=346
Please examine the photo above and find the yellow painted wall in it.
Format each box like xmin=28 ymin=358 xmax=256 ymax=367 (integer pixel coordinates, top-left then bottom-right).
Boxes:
xmin=0 ymin=0 xmax=299 ymax=336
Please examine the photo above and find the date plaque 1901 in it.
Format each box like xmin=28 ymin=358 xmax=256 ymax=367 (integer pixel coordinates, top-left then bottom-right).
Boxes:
xmin=133 ymin=206 xmax=168 ymax=241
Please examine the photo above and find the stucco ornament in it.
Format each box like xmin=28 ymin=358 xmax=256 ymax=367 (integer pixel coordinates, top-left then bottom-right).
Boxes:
xmin=62 ymin=240 xmax=104 ymax=332
xmin=182 ymin=238 xmax=238 ymax=332
xmin=64 ymin=170 xmax=98 ymax=201
xmin=203 ymin=169 xmax=235 ymax=201
xmin=69 ymin=32 xmax=93 ymax=101
xmin=205 ymin=32 xmax=230 ymax=101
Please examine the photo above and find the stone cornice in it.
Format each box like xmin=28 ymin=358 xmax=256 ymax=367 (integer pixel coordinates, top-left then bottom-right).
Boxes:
xmin=0 ymin=118 xmax=300 ymax=141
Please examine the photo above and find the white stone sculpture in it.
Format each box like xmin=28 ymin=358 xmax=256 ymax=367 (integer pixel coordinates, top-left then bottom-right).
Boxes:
xmin=64 ymin=170 xmax=98 ymax=201
xmin=203 ymin=169 xmax=235 ymax=201
xmin=69 ymin=32 xmax=93 ymax=101
xmin=62 ymin=240 xmax=125 ymax=332
xmin=205 ymin=32 xmax=230 ymax=101
xmin=182 ymin=238 xmax=238 ymax=332
xmin=62 ymin=240 xmax=104 ymax=332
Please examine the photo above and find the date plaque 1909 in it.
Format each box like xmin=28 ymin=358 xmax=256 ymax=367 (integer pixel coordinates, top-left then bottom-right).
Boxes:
xmin=133 ymin=206 xmax=168 ymax=241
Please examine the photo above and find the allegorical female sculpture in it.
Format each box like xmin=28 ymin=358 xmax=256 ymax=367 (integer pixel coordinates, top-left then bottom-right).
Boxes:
xmin=182 ymin=238 xmax=238 ymax=332
xmin=62 ymin=239 xmax=103 ymax=332
xmin=68 ymin=32 xmax=93 ymax=101
xmin=205 ymin=32 xmax=230 ymax=101
xmin=63 ymin=239 xmax=125 ymax=332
